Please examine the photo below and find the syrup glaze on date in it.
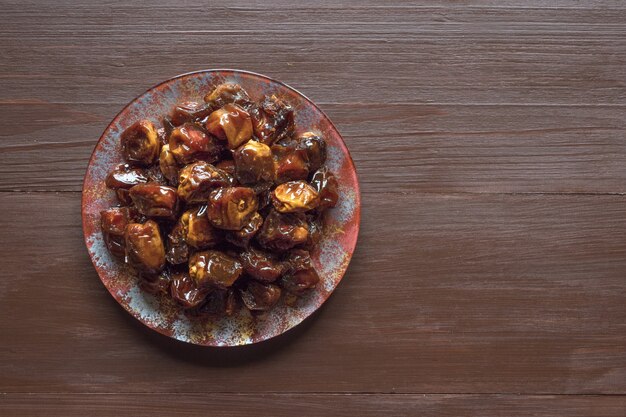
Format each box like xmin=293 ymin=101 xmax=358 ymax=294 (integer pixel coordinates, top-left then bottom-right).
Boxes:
xmin=101 ymin=82 xmax=340 ymax=316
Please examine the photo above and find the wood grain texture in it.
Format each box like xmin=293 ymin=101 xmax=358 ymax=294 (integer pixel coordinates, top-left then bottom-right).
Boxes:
xmin=1 ymin=0 xmax=625 ymax=414
xmin=1 ymin=2 xmax=625 ymax=105
xmin=1 ymin=394 xmax=625 ymax=417
xmin=1 ymin=192 xmax=625 ymax=394
xmin=1 ymin=103 xmax=625 ymax=193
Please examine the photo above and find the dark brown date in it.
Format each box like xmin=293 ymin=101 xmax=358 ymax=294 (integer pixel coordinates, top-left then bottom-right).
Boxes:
xmin=234 ymin=140 xmax=275 ymax=184
xmin=101 ymin=207 xmax=135 ymax=257
xmin=140 ymin=268 xmax=172 ymax=296
xmin=165 ymin=222 xmax=189 ymax=265
xmin=256 ymin=209 xmax=309 ymax=252
xmin=204 ymin=83 xmax=252 ymax=109
xmin=207 ymin=187 xmax=258 ymax=230
xmin=170 ymin=271 xmax=208 ymax=308
xmin=169 ymin=123 xmax=222 ymax=165
xmin=215 ymin=159 xmax=236 ymax=176
xmin=271 ymin=143 xmax=309 ymax=184
xmin=159 ymin=144 xmax=179 ymax=186
xmin=169 ymin=101 xmax=213 ymax=126
xmin=189 ymin=250 xmax=243 ymax=289
xmin=205 ymin=104 xmax=253 ymax=150
xmin=129 ymin=183 xmax=179 ymax=219
xmin=271 ymin=180 xmax=320 ymax=213
xmin=310 ymin=167 xmax=339 ymax=209
xmin=105 ymin=164 xmax=149 ymax=190
xmin=295 ymin=132 xmax=327 ymax=173
xmin=240 ymin=281 xmax=282 ymax=312
xmin=124 ymin=220 xmax=166 ymax=274
xmin=281 ymin=249 xmax=320 ymax=295
xmin=121 ymin=120 xmax=160 ymax=166
xmin=240 ymin=247 xmax=284 ymax=283
xmin=180 ymin=206 xmax=221 ymax=249
xmin=177 ymin=161 xmax=233 ymax=204
xmin=225 ymin=212 xmax=263 ymax=248
xmin=249 ymin=95 xmax=295 ymax=146
xmin=305 ymin=213 xmax=324 ymax=249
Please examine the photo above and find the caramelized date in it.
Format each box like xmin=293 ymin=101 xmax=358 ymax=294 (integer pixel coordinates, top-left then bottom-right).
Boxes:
xmin=240 ymin=247 xmax=283 ymax=283
xmin=271 ymin=143 xmax=309 ymax=184
xmin=256 ymin=209 xmax=308 ymax=252
xmin=121 ymin=120 xmax=160 ymax=166
xmin=204 ymin=83 xmax=252 ymax=109
xmin=240 ymin=281 xmax=281 ymax=312
xmin=310 ymin=167 xmax=339 ymax=209
xmin=145 ymin=164 xmax=168 ymax=185
xmin=101 ymin=207 xmax=134 ymax=257
xmin=190 ymin=288 xmax=239 ymax=317
xmin=271 ymin=181 xmax=320 ymax=213
xmin=170 ymin=101 xmax=212 ymax=126
xmin=180 ymin=206 xmax=221 ymax=249
xmin=159 ymin=144 xmax=179 ymax=186
xmin=225 ymin=212 xmax=263 ymax=248
xmin=234 ymin=140 xmax=275 ymax=184
xmin=207 ymin=187 xmax=258 ymax=230
xmin=169 ymin=123 xmax=221 ymax=164
xmin=170 ymin=271 xmax=207 ymax=308
xmin=105 ymin=165 xmax=148 ymax=205
xmin=281 ymin=249 xmax=320 ymax=295
xmin=189 ymin=250 xmax=243 ymax=289
xmin=129 ymin=183 xmax=178 ymax=219
xmin=115 ymin=189 xmax=133 ymax=205
xmin=162 ymin=116 xmax=176 ymax=138
xmin=256 ymin=187 xmax=273 ymax=211
xmin=177 ymin=161 xmax=233 ymax=204
xmin=105 ymin=164 xmax=149 ymax=190
xmin=125 ymin=220 xmax=166 ymax=274
xmin=249 ymin=95 xmax=295 ymax=145
xmin=215 ymin=159 xmax=235 ymax=176
xmin=165 ymin=222 xmax=189 ymax=265
xmin=296 ymin=132 xmax=327 ymax=172
xmin=305 ymin=213 xmax=324 ymax=249
xmin=205 ymin=104 xmax=253 ymax=150
xmin=140 ymin=268 xmax=172 ymax=296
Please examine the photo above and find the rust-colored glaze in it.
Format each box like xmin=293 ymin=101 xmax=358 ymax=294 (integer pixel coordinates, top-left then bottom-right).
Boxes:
xmin=81 ymin=70 xmax=361 ymax=346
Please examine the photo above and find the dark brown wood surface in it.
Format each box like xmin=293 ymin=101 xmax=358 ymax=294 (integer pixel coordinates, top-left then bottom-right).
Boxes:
xmin=1 ymin=1 xmax=625 ymax=415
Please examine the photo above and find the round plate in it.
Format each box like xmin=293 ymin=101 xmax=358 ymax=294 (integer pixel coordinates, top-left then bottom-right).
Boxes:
xmin=82 ymin=70 xmax=360 ymax=346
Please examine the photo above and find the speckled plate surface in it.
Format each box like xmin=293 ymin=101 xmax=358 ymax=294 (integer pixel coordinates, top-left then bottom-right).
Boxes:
xmin=82 ymin=69 xmax=360 ymax=346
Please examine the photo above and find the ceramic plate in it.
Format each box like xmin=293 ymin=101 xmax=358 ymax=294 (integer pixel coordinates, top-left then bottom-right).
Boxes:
xmin=82 ymin=70 xmax=360 ymax=346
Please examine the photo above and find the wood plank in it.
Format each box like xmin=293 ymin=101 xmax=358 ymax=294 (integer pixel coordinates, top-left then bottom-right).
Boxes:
xmin=1 ymin=103 xmax=624 ymax=193
xmin=1 ymin=192 xmax=625 ymax=394
xmin=1 ymin=394 xmax=625 ymax=417
xmin=0 ymin=4 xmax=625 ymax=106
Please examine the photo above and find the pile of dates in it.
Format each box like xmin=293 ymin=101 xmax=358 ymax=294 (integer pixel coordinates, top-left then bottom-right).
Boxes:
xmin=101 ymin=83 xmax=339 ymax=316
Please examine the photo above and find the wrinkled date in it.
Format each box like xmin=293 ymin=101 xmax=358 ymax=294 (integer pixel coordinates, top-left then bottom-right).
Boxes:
xmin=207 ymin=187 xmax=258 ymax=230
xmin=189 ymin=250 xmax=243 ymax=289
xmin=205 ymin=103 xmax=254 ymax=150
xmin=121 ymin=120 xmax=160 ymax=166
xmin=124 ymin=220 xmax=166 ymax=274
xmin=169 ymin=123 xmax=222 ymax=165
xmin=177 ymin=161 xmax=233 ymax=204
xmin=129 ymin=183 xmax=179 ymax=219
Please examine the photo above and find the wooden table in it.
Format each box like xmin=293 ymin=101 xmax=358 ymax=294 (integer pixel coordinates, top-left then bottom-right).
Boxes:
xmin=1 ymin=1 xmax=625 ymax=415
